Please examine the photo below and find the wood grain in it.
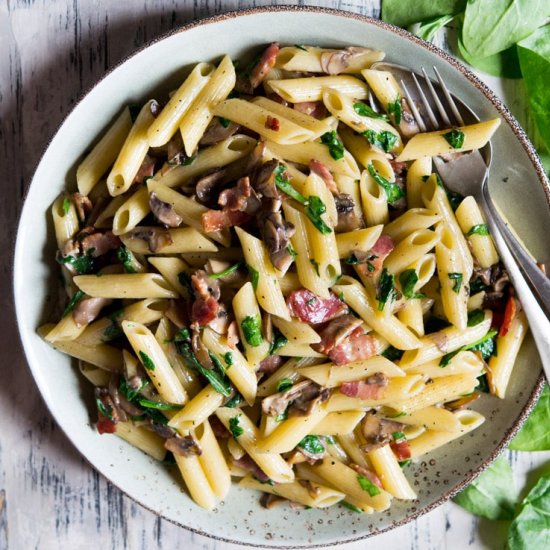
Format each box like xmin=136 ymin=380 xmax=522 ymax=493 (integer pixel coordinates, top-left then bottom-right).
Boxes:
xmin=1 ymin=1 xmax=548 ymax=549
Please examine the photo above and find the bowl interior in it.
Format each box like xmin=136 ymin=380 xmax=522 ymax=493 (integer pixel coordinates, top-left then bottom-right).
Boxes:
xmin=14 ymin=7 xmax=546 ymax=547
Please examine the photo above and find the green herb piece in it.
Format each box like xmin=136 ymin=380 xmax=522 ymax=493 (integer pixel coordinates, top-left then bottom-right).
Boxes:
xmin=209 ymin=352 xmax=226 ymax=377
xmin=387 ymin=96 xmax=402 ymax=125
xmin=353 ymin=102 xmax=388 ymax=120
xmin=467 ymin=309 xmax=486 ymax=327
xmin=509 ymin=385 xmax=550 ymax=451
xmin=466 ymin=224 xmax=490 ymax=237
xmin=224 ymin=393 xmax=243 ymax=408
xmin=377 ymin=268 xmax=398 ymax=311
xmin=367 ymin=163 xmax=405 ymax=204
xmin=324 ymin=435 xmax=336 ymax=445
xmin=137 ymin=398 xmax=181 ymax=411
xmin=357 ymin=475 xmax=381 ymax=497
xmin=174 ymin=330 xmax=232 ymax=397
xmin=139 ymin=351 xmax=156 ymax=371
xmin=269 ymin=331 xmax=288 ymax=355
xmin=275 ymin=409 xmax=288 ymax=422
xmin=96 ymin=398 xmax=113 ymax=420
xmin=341 ymin=501 xmax=363 ymax=513
xmin=119 ymin=378 xmax=148 ymax=402
xmin=62 ymin=196 xmax=71 ymax=215
xmin=208 ymin=261 xmax=242 ymax=280
xmin=57 ymin=251 xmax=95 ymax=275
xmin=224 ymin=352 xmax=233 ymax=368
xmin=362 ymin=129 xmax=398 ymax=152
xmin=392 ymin=431 xmax=406 ymax=441
xmin=411 ymin=14 xmax=455 ymax=42
xmin=399 ymin=269 xmax=426 ymax=299
xmin=462 ymin=0 xmax=545 ymax=59
xmin=477 ymin=373 xmax=490 ymax=393
xmin=508 ymin=473 xmax=550 ymax=549
xmin=276 ymin=378 xmax=294 ymax=393
xmin=298 ymin=435 xmax=325 ymax=455
xmin=62 ymin=290 xmax=85 ymax=318
xmin=453 ymin=457 xmax=517 ymax=520
xmin=241 ymin=315 xmax=263 ymax=347
xmin=182 ymin=155 xmax=196 ymax=166
xmin=439 ymin=349 xmax=461 ymax=368
xmin=309 ymin=258 xmax=321 ymax=276
xmin=177 ymin=271 xmax=194 ymax=298
xmin=448 ymin=272 xmax=463 ymax=293
xmin=218 ymin=117 xmax=230 ymax=128
xmin=465 ymin=329 xmax=498 ymax=360
xmin=470 ymin=278 xmax=489 ymax=295
xmin=345 ymin=252 xmax=373 ymax=265
xmin=294 ymin=44 xmax=308 ymax=51
xmin=117 ymin=245 xmax=137 ymax=273
xmin=320 ymin=131 xmax=345 ymax=160
xmin=246 ymin=264 xmax=259 ymax=290
xmin=287 ymin=243 xmax=297 ymax=259
xmin=518 ymin=25 xmax=550 ymax=154
xmin=443 ymin=128 xmax=465 ymax=149
xmin=305 ymin=195 xmax=332 ymax=235
xmin=274 ymin=164 xmax=308 ymax=205
xmin=382 ymin=346 xmax=405 ymax=362
xmin=229 ymin=415 xmax=244 ymax=439
xmin=103 ymin=311 xmax=123 ymax=341
xmin=399 ymin=459 xmax=412 ymax=468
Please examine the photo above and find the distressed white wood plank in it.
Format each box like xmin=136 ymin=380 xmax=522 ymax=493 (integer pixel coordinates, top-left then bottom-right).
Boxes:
xmin=0 ymin=1 xmax=546 ymax=550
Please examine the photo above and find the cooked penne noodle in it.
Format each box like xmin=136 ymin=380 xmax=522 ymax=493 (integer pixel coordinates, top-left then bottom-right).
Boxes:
xmin=73 ymin=273 xmax=178 ymax=299
xmin=120 ymin=227 xmax=218 ymax=255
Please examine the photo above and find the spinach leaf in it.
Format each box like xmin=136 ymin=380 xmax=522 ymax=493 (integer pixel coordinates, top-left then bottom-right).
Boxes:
xmin=399 ymin=269 xmax=425 ymax=299
xmin=218 ymin=117 xmax=230 ymax=128
xmin=462 ymin=0 xmax=547 ymax=59
xmin=298 ymin=435 xmax=325 ymax=455
xmin=62 ymin=290 xmax=85 ymax=318
xmin=224 ymin=352 xmax=233 ymax=367
xmin=448 ymin=272 xmax=463 ymax=293
xmin=229 ymin=415 xmax=244 ymax=439
xmin=241 ymin=315 xmax=263 ymax=347
xmin=353 ymin=102 xmax=388 ymax=120
xmin=208 ymin=261 xmax=242 ymax=280
xmin=517 ymin=25 xmax=550 ymax=152
xmin=465 ymin=329 xmax=498 ymax=360
xmin=466 ymin=224 xmax=490 ymax=237
xmin=509 ymin=385 xmax=550 ymax=451
xmin=362 ymin=129 xmax=398 ymax=152
xmin=139 ymin=351 xmax=156 ymax=371
xmin=508 ymin=474 xmax=550 ymax=549
xmin=410 ymin=14 xmax=455 ymax=42
xmin=377 ymin=268 xmax=398 ymax=311
xmin=467 ymin=309 xmax=486 ymax=327
xmin=453 ymin=457 xmax=517 ymax=520
xmin=320 ymin=131 xmax=345 ymax=160
xmin=387 ymin=97 xmax=402 ymax=125
xmin=274 ymin=164 xmax=308 ymax=205
xmin=117 ymin=245 xmax=137 ymax=273
xmin=457 ymin=37 xmax=522 ymax=79
xmin=269 ymin=329 xmax=288 ymax=355
xmin=277 ymin=378 xmax=294 ymax=393
xmin=224 ymin=393 xmax=243 ymax=408
xmin=443 ymin=128 xmax=465 ymax=149
xmin=381 ymin=0 xmax=466 ymax=28
xmin=305 ymin=196 xmax=332 ymax=235
xmin=382 ymin=345 xmax=404 ymax=362
xmin=246 ymin=264 xmax=259 ymax=290
xmin=62 ymin=196 xmax=71 ymax=215
xmin=357 ymin=475 xmax=381 ymax=497
xmin=367 ymin=163 xmax=405 ymax=204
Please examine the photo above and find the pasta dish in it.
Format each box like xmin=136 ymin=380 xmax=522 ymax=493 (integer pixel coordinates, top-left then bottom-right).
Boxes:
xmin=39 ymin=43 xmax=526 ymax=513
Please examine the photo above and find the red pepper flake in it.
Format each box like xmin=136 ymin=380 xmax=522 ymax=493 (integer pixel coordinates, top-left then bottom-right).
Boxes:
xmin=499 ymin=295 xmax=517 ymax=337
xmin=265 ymin=115 xmax=280 ymax=131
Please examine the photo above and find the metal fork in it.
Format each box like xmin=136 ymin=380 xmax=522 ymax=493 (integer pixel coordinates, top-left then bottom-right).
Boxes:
xmin=375 ymin=62 xmax=550 ymax=379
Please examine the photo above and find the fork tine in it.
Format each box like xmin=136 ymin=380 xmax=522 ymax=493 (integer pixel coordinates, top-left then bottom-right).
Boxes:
xmin=399 ymin=79 xmax=427 ymax=132
xmin=433 ymin=66 xmax=465 ymax=126
xmin=411 ymin=72 xmax=439 ymax=130
xmin=421 ymin=67 xmax=451 ymax=128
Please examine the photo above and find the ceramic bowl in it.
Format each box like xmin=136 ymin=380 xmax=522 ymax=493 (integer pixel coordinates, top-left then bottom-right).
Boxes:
xmin=14 ymin=6 xmax=548 ymax=548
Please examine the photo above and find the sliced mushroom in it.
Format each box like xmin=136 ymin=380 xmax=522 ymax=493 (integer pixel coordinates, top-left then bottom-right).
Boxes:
xmin=125 ymin=227 xmax=172 ymax=253
xmin=200 ymin=117 xmax=240 ymax=146
xmin=360 ymin=413 xmax=405 ymax=452
xmin=72 ymin=297 xmax=113 ymax=328
xmin=165 ymin=435 xmax=202 ymax=457
xmin=149 ymin=192 xmax=182 ymax=228
xmin=334 ymin=193 xmax=362 ymax=232
xmin=194 ymin=169 xmax=227 ymax=206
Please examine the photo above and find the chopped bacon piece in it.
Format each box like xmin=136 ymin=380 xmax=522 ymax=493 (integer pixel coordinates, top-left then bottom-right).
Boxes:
xmin=250 ymin=42 xmax=280 ymax=89
xmin=71 ymin=192 xmax=93 ymax=223
xmin=326 ymin=327 xmax=379 ymax=366
xmin=355 ymin=234 xmax=395 ymax=279
xmin=340 ymin=373 xmax=388 ymax=400
xmin=499 ymin=295 xmax=517 ymax=337
xmin=286 ymin=289 xmax=348 ymax=324
xmin=97 ymin=413 xmax=117 ymax=434
xmin=191 ymin=296 xmax=219 ymax=326
xmin=309 ymin=159 xmax=338 ymax=194
xmin=390 ymin=439 xmax=411 ymax=461
xmin=80 ymin=229 xmax=121 ymax=257
xmin=265 ymin=115 xmax=280 ymax=131
xmin=201 ymin=208 xmax=252 ymax=232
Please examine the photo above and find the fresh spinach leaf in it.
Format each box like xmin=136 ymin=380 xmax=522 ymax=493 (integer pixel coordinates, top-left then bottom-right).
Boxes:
xmin=517 ymin=25 xmax=550 ymax=153
xmin=298 ymin=435 xmax=325 ymax=455
xmin=246 ymin=264 xmax=259 ymax=290
xmin=462 ymin=0 xmax=547 ymax=59
xmin=305 ymin=196 xmax=332 ymax=235
xmin=367 ymin=163 xmax=404 ymax=204
xmin=117 ymin=245 xmax=137 ymax=273
xmin=381 ymin=0 xmax=466 ymax=28
xmin=357 ymin=475 xmax=381 ymax=497
xmin=208 ymin=261 xmax=242 ymax=280
xmin=509 ymin=385 xmax=550 ymax=451
xmin=377 ymin=268 xmax=398 ymax=311
xmin=448 ymin=272 xmax=463 ymax=293
xmin=382 ymin=346 xmax=404 ymax=362
xmin=62 ymin=290 xmax=85 ymax=318
xmin=387 ymin=97 xmax=402 ymax=125
xmin=410 ymin=14 xmax=455 ymax=42
xmin=139 ymin=351 xmax=156 ymax=371
xmin=362 ymin=129 xmax=398 ymax=152
xmin=453 ymin=457 xmax=517 ymax=520
xmin=457 ymin=37 xmax=522 ymax=79
xmin=277 ymin=378 xmax=294 ymax=393
xmin=443 ymin=128 xmax=465 ymax=149
xmin=320 ymin=131 xmax=345 ymax=160
xmin=241 ymin=315 xmax=263 ymax=347
xmin=399 ymin=269 xmax=425 ymax=299
xmin=467 ymin=309 xmax=486 ymax=327
xmin=353 ymin=102 xmax=388 ymax=120
xmin=466 ymin=224 xmax=490 ymax=237
xmin=229 ymin=415 xmax=244 ymax=439
xmin=508 ymin=473 xmax=550 ymax=549
xmin=274 ymin=164 xmax=308 ymax=205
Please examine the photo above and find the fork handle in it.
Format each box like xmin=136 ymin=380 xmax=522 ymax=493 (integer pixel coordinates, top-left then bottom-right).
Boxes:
xmin=478 ymin=188 xmax=550 ymax=380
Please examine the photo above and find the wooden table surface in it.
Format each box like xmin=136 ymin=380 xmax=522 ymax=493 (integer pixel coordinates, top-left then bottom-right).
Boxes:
xmin=2 ymin=1 xmax=549 ymax=549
